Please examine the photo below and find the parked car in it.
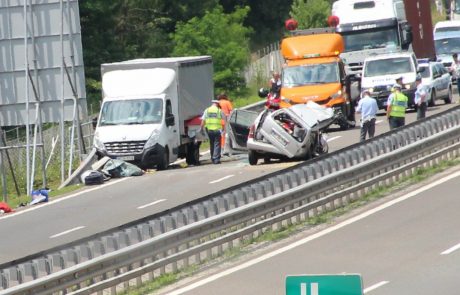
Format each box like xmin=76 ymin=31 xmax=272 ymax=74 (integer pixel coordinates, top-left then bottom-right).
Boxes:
xmin=224 ymin=102 xmax=335 ymax=165
xmin=418 ymin=60 xmax=453 ymax=106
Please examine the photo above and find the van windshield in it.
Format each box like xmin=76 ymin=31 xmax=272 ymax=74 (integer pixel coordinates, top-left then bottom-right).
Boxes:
xmin=341 ymin=26 xmax=399 ymax=52
xmin=435 ymin=38 xmax=460 ymax=55
xmin=99 ymin=99 xmax=163 ymax=126
xmin=282 ymin=62 xmax=339 ymax=87
xmin=364 ymin=57 xmax=414 ymax=77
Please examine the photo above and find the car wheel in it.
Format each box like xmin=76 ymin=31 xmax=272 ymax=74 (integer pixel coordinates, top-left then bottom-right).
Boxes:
xmin=248 ymin=150 xmax=258 ymax=165
xmin=444 ymin=86 xmax=453 ymax=104
xmin=428 ymin=89 xmax=435 ymax=107
xmin=157 ymin=147 xmax=169 ymax=170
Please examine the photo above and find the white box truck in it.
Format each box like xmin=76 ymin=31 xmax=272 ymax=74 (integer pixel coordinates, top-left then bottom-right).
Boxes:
xmin=93 ymin=56 xmax=213 ymax=170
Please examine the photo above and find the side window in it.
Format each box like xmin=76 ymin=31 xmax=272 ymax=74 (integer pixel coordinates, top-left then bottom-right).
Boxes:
xmin=437 ymin=64 xmax=447 ymax=75
xmin=432 ymin=65 xmax=439 ymax=78
xmin=166 ymin=99 xmax=173 ymax=116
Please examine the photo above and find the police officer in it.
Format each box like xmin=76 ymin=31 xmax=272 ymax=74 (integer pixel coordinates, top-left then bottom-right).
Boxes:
xmin=414 ymin=75 xmax=427 ymax=119
xmin=386 ymin=83 xmax=408 ymax=130
xmin=201 ymin=100 xmax=225 ymax=164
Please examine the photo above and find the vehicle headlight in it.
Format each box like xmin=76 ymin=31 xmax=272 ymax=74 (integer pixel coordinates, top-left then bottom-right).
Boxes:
xmin=368 ymin=87 xmax=374 ymax=93
xmin=144 ymin=129 xmax=161 ymax=149
xmin=93 ymin=133 xmax=106 ymax=152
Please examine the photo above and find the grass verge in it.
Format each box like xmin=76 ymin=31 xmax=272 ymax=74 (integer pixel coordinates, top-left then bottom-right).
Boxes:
xmin=121 ymin=157 xmax=460 ymax=294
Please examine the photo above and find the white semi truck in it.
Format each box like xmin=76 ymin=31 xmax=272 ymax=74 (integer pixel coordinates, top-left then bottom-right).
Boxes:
xmin=93 ymin=56 xmax=213 ymax=170
xmin=331 ymin=0 xmax=413 ymax=76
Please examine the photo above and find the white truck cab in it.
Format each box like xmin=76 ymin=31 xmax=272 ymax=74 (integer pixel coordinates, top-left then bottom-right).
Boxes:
xmin=433 ymin=21 xmax=460 ymax=68
xmin=361 ymin=52 xmax=418 ymax=109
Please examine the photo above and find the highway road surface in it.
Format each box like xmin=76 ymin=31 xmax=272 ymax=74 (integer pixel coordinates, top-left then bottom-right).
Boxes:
xmin=161 ymin=167 xmax=460 ymax=295
xmin=0 ymin=99 xmax=458 ymax=265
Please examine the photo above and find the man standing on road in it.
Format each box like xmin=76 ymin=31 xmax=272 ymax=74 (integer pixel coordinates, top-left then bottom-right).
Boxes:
xmin=356 ymin=89 xmax=378 ymax=142
xmin=449 ymin=53 xmax=460 ymax=95
xmin=414 ymin=75 xmax=428 ymax=119
xmin=217 ymin=93 xmax=233 ymax=149
xmin=201 ymin=100 xmax=225 ymax=164
xmin=387 ymin=83 xmax=408 ymax=130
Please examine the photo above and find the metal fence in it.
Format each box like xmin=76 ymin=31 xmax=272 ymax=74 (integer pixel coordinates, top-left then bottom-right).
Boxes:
xmin=0 ymin=120 xmax=95 ymax=202
xmin=2 ymin=106 xmax=460 ymax=294
xmin=244 ymin=42 xmax=283 ymax=84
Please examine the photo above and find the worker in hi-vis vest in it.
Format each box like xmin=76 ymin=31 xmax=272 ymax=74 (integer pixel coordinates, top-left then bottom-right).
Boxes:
xmin=201 ymin=100 xmax=225 ymax=164
xmin=386 ymin=83 xmax=408 ymax=130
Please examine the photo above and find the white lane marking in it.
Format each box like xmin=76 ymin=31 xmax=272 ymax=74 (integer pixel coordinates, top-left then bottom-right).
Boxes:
xmin=441 ymin=242 xmax=460 ymax=255
xmin=375 ymin=120 xmax=383 ymax=124
xmin=364 ymin=281 xmax=389 ymax=293
xmin=137 ymin=199 xmax=166 ymax=210
xmin=166 ymin=169 xmax=460 ymax=295
xmin=0 ymin=178 xmax=129 ymax=221
xmin=209 ymin=175 xmax=235 ymax=184
xmin=50 ymin=226 xmax=85 ymax=239
xmin=326 ymin=136 xmax=341 ymax=142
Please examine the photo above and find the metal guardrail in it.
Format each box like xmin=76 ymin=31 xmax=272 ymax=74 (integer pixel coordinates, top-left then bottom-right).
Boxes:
xmin=3 ymin=110 xmax=460 ymax=294
xmin=1 ymin=106 xmax=460 ymax=293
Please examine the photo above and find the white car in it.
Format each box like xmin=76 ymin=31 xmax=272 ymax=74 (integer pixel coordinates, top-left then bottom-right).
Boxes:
xmin=418 ymin=61 xmax=453 ymax=106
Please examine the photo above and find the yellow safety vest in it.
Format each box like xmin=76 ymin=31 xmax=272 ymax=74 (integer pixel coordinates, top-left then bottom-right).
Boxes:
xmin=204 ymin=105 xmax=223 ymax=131
xmin=389 ymin=92 xmax=408 ymax=118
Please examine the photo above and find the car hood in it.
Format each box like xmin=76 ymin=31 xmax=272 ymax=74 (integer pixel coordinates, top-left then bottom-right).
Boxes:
xmin=95 ymin=124 xmax=160 ymax=143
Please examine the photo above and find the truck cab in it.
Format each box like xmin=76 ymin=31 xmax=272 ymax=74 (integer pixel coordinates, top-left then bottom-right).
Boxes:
xmin=361 ymin=52 xmax=418 ymax=110
xmin=434 ymin=21 xmax=460 ymax=68
xmin=280 ymin=28 xmax=354 ymax=130
xmin=331 ymin=0 xmax=412 ymax=75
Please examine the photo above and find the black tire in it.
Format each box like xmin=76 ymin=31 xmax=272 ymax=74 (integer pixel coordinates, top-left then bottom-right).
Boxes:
xmin=157 ymin=147 xmax=169 ymax=170
xmin=428 ymin=89 xmax=436 ymax=107
xmin=444 ymin=87 xmax=453 ymax=104
xmin=248 ymin=150 xmax=258 ymax=165
xmin=185 ymin=142 xmax=200 ymax=165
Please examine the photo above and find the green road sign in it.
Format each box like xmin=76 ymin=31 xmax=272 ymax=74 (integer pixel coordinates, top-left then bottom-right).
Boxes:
xmin=286 ymin=274 xmax=363 ymax=295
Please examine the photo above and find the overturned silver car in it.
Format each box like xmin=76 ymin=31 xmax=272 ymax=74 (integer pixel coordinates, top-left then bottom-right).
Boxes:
xmin=225 ymin=102 xmax=336 ymax=165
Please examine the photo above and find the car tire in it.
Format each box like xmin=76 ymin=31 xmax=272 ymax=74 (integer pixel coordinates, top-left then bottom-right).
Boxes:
xmin=444 ymin=87 xmax=453 ymax=104
xmin=428 ymin=89 xmax=436 ymax=107
xmin=248 ymin=150 xmax=258 ymax=165
xmin=157 ymin=147 xmax=169 ymax=170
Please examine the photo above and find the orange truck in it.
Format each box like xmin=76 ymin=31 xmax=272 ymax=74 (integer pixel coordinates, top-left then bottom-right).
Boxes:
xmin=280 ymin=28 xmax=355 ymax=129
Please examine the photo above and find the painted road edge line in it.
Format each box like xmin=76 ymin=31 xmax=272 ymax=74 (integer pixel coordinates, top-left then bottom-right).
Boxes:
xmin=364 ymin=281 xmax=389 ymax=293
xmin=50 ymin=226 xmax=85 ymax=239
xmin=166 ymin=170 xmax=460 ymax=295
xmin=137 ymin=199 xmax=167 ymax=210
xmin=0 ymin=178 xmax=130 ymax=221
xmin=209 ymin=175 xmax=235 ymax=184
xmin=441 ymin=242 xmax=460 ymax=255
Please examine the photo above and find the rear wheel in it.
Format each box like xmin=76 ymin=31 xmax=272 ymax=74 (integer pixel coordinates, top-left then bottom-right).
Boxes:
xmin=428 ymin=89 xmax=436 ymax=107
xmin=248 ymin=150 xmax=258 ymax=165
xmin=186 ymin=142 xmax=200 ymax=165
xmin=444 ymin=87 xmax=453 ymax=104
xmin=157 ymin=147 xmax=169 ymax=170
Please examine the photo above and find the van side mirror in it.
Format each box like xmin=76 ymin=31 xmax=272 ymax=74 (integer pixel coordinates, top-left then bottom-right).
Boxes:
xmin=166 ymin=114 xmax=175 ymax=126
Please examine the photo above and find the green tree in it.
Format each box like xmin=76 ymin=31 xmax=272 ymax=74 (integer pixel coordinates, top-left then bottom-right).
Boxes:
xmin=290 ymin=0 xmax=331 ymax=29
xmin=173 ymin=6 xmax=252 ymax=91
